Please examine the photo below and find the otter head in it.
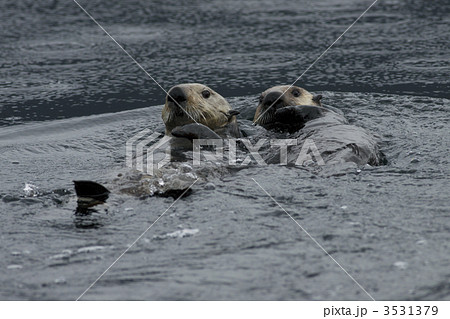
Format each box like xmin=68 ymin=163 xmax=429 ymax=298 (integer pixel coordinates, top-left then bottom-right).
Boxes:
xmin=162 ymin=83 xmax=237 ymax=135
xmin=253 ymin=85 xmax=322 ymax=125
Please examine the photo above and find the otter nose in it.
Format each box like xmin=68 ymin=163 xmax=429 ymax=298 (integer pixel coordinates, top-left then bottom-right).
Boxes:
xmin=167 ymin=87 xmax=187 ymax=104
xmin=262 ymin=91 xmax=283 ymax=106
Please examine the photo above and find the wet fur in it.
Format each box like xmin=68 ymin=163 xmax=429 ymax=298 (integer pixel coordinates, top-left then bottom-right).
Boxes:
xmin=162 ymin=83 xmax=240 ymax=137
xmin=254 ymin=85 xmax=385 ymax=166
xmin=254 ymin=85 xmax=321 ymax=125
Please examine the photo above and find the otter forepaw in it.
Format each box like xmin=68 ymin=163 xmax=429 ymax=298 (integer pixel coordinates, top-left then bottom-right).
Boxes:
xmin=274 ymin=105 xmax=326 ymax=130
xmin=274 ymin=106 xmax=303 ymax=123
xmin=171 ymin=123 xmax=221 ymax=140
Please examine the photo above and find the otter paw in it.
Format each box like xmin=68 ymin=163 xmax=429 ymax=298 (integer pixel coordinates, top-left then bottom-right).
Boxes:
xmin=171 ymin=123 xmax=221 ymax=140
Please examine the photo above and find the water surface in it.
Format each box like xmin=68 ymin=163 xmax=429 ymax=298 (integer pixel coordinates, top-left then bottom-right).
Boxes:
xmin=0 ymin=0 xmax=449 ymax=300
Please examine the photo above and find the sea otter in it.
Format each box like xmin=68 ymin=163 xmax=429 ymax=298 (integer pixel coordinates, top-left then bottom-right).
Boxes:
xmin=254 ymin=85 xmax=324 ymax=132
xmin=74 ymin=83 xmax=240 ymax=207
xmin=162 ymin=83 xmax=240 ymax=139
xmin=253 ymin=85 xmax=385 ymax=166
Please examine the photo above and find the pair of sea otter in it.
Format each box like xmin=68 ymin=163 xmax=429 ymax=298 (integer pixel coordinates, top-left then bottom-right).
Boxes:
xmin=74 ymin=83 xmax=384 ymax=205
xmin=162 ymin=83 xmax=383 ymax=166
xmin=163 ymin=83 xmax=321 ymax=139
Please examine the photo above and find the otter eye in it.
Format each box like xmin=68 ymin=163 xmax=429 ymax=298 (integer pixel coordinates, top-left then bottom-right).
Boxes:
xmin=292 ymin=89 xmax=301 ymax=97
xmin=202 ymin=90 xmax=211 ymax=99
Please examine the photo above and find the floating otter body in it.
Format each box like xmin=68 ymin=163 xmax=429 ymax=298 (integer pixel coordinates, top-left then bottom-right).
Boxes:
xmin=74 ymin=83 xmax=240 ymax=207
xmin=253 ymin=85 xmax=385 ymax=166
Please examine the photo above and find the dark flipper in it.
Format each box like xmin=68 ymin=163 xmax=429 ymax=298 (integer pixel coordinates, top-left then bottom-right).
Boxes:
xmin=171 ymin=123 xmax=222 ymax=140
xmin=73 ymin=180 xmax=110 ymax=202
xmin=74 ymin=181 xmax=110 ymax=213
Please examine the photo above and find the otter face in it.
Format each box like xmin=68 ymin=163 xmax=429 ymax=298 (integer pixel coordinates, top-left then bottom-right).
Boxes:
xmin=253 ymin=85 xmax=322 ymax=125
xmin=162 ymin=83 xmax=234 ymax=135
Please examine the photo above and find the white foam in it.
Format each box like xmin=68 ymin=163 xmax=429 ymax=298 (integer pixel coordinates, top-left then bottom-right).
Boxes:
xmin=153 ymin=228 xmax=199 ymax=240
xmin=77 ymin=246 xmax=107 ymax=253
xmin=23 ymin=182 xmax=39 ymax=197
xmin=7 ymin=265 xmax=23 ymax=270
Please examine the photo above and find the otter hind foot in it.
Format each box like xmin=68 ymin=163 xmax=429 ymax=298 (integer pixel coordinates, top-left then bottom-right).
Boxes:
xmin=73 ymin=180 xmax=110 ymax=202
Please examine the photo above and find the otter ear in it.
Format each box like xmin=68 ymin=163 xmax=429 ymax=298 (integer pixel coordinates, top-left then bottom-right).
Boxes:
xmin=312 ymin=94 xmax=323 ymax=105
xmin=227 ymin=110 xmax=240 ymax=121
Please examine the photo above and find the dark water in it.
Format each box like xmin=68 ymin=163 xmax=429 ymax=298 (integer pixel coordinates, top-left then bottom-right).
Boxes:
xmin=0 ymin=0 xmax=449 ymax=300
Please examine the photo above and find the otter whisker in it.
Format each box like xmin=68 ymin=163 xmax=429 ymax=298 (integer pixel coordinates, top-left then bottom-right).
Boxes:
xmin=258 ymin=112 xmax=273 ymax=125
xmin=190 ymin=107 xmax=199 ymax=122
xmin=199 ymin=109 xmax=207 ymax=122
xmin=167 ymin=110 xmax=174 ymax=123
xmin=194 ymin=107 xmax=202 ymax=122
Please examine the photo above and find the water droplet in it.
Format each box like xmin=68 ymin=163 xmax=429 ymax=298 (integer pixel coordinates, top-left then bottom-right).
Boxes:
xmin=204 ymin=182 xmax=215 ymax=190
xmin=23 ymin=182 xmax=39 ymax=197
